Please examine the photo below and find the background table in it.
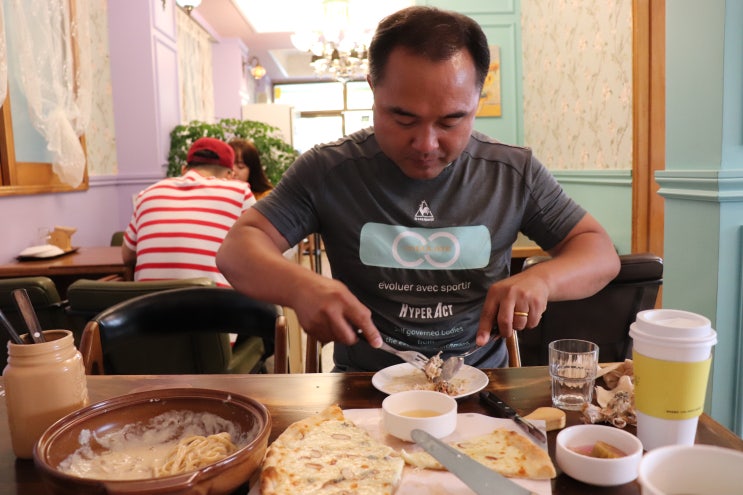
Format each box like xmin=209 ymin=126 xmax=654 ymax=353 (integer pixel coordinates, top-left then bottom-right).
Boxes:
xmin=0 ymin=246 xmax=132 ymax=296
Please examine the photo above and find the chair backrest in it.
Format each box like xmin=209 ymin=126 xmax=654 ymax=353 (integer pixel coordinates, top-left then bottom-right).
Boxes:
xmin=110 ymin=231 xmax=124 ymax=246
xmin=66 ymin=277 xmax=216 ymax=332
xmin=79 ymin=287 xmax=284 ymax=375
xmin=517 ymin=252 xmax=663 ymax=366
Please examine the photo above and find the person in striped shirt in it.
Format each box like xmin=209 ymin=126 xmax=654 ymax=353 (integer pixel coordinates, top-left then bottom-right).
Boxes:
xmin=122 ymin=137 xmax=256 ymax=286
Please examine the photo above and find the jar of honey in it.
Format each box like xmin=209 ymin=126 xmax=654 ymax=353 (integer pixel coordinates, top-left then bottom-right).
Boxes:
xmin=3 ymin=330 xmax=88 ymax=458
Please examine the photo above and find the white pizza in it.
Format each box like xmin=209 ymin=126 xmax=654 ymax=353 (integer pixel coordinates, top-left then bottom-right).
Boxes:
xmin=260 ymin=405 xmax=405 ymax=495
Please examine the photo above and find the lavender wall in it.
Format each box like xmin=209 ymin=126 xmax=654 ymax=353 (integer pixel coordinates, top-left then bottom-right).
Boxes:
xmin=0 ymin=182 xmax=124 ymax=260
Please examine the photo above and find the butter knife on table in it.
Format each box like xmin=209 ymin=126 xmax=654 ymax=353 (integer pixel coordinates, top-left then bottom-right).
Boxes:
xmin=411 ymin=429 xmax=533 ymax=495
xmin=479 ymin=391 xmax=548 ymax=445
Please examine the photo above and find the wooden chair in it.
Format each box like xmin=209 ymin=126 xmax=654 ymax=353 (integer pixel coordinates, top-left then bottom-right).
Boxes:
xmin=0 ymin=277 xmax=69 ymax=369
xmin=516 ymin=252 xmax=663 ymax=366
xmin=79 ymin=287 xmax=287 ymax=375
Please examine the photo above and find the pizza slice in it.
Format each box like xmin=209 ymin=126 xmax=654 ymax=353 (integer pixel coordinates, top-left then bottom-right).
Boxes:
xmin=260 ymin=405 xmax=405 ymax=495
xmin=401 ymin=427 xmax=556 ymax=480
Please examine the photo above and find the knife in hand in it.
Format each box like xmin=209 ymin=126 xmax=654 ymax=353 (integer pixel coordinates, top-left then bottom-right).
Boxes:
xmin=479 ymin=391 xmax=547 ymax=445
xmin=411 ymin=429 xmax=532 ymax=495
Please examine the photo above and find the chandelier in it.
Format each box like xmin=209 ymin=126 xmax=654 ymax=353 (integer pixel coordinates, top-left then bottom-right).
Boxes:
xmin=290 ymin=0 xmax=371 ymax=82
xmin=174 ymin=0 xmax=202 ymax=15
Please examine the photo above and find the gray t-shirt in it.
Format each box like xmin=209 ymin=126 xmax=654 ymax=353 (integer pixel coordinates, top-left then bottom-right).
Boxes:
xmin=256 ymin=128 xmax=585 ymax=371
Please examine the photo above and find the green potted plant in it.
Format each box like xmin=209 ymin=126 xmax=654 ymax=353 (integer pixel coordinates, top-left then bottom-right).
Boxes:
xmin=167 ymin=118 xmax=299 ymax=185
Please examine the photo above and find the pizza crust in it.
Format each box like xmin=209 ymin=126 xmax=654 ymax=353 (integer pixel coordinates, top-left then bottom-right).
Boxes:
xmin=401 ymin=428 xmax=556 ymax=480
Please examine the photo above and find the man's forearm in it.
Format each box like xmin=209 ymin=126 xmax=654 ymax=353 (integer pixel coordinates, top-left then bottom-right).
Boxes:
xmin=217 ymin=225 xmax=320 ymax=308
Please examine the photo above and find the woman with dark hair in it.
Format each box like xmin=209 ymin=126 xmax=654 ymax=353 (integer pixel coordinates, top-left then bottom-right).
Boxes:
xmin=228 ymin=138 xmax=274 ymax=200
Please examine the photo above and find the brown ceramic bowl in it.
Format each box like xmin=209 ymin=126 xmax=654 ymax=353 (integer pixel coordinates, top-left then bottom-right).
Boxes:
xmin=33 ymin=388 xmax=271 ymax=495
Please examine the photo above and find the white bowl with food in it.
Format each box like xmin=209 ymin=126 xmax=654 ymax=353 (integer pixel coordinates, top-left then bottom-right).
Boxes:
xmin=638 ymin=444 xmax=743 ymax=495
xmin=556 ymin=424 xmax=643 ymax=486
xmin=382 ymin=390 xmax=457 ymax=442
xmin=33 ymin=388 xmax=270 ymax=495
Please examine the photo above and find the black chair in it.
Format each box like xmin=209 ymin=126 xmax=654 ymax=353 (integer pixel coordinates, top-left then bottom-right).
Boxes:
xmin=516 ymin=253 xmax=663 ymax=366
xmin=66 ymin=277 xmax=216 ymax=333
xmin=0 ymin=277 xmax=69 ymax=369
xmin=79 ymin=287 xmax=287 ymax=375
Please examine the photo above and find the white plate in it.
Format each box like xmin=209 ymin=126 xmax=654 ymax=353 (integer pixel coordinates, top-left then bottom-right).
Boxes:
xmin=372 ymin=363 xmax=489 ymax=399
xmin=18 ymin=244 xmax=64 ymax=258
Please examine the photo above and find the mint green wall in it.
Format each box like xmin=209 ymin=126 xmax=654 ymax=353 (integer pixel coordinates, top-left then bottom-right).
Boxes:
xmin=659 ymin=0 xmax=743 ymax=434
xmin=553 ymin=170 xmax=633 ymax=254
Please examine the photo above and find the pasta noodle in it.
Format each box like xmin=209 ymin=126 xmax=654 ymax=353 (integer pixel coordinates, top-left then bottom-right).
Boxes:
xmin=58 ymin=410 xmax=246 ymax=480
xmin=155 ymin=432 xmax=237 ymax=477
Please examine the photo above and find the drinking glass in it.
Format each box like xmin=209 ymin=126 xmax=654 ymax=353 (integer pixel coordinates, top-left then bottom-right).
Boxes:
xmin=549 ymin=339 xmax=599 ymax=411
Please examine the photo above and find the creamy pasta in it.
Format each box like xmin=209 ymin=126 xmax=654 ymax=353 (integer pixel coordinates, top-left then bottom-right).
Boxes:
xmin=58 ymin=410 xmax=245 ymax=480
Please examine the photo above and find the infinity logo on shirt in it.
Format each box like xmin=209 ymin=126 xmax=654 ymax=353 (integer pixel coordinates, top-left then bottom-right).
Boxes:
xmin=359 ymin=223 xmax=490 ymax=270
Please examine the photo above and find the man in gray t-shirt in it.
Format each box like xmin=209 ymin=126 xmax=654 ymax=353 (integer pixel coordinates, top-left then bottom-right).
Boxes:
xmin=217 ymin=6 xmax=620 ymax=372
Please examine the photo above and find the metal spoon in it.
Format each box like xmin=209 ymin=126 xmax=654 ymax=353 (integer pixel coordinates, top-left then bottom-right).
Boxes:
xmin=0 ymin=309 xmax=25 ymax=345
xmin=11 ymin=289 xmax=45 ymax=343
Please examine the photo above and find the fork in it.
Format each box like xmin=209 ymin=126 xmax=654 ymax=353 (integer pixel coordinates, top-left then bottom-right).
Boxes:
xmin=378 ymin=341 xmax=429 ymax=370
xmin=439 ymin=334 xmax=500 ymax=382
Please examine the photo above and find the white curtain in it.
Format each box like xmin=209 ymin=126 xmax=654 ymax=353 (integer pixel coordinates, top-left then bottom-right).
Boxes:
xmin=176 ymin=8 xmax=214 ymax=123
xmin=5 ymin=0 xmax=92 ymax=187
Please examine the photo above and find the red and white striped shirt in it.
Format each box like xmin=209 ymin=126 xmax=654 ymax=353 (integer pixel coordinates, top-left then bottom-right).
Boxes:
xmin=123 ymin=170 xmax=255 ymax=286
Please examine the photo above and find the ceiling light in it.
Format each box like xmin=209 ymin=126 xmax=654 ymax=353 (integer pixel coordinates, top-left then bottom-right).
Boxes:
xmin=291 ymin=0 xmax=370 ymax=82
xmin=176 ymin=0 xmax=202 ymax=15
xmin=248 ymin=57 xmax=267 ymax=80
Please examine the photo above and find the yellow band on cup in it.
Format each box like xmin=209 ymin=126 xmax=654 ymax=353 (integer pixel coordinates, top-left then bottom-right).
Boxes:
xmin=633 ymin=351 xmax=712 ymax=420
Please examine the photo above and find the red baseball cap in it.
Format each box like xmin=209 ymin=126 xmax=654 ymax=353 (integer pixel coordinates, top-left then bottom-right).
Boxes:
xmin=186 ymin=137 xmax=235 ymax=170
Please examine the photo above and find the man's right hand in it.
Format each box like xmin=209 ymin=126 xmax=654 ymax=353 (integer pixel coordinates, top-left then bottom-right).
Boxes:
xmin=289 ymin=275 xmax=383 ymax=348
xmin=217 ymin=209 xmax=383 ymax=349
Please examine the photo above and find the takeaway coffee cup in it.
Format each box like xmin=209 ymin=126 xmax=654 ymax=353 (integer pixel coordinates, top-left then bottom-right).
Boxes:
xmin=629 ymin=309 xmax=717 ymax=451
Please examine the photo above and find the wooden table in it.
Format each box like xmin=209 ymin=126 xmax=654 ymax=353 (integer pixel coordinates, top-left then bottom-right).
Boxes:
xmin=0 ymin=246 xmax=132 ymax=295
xmin=2 ymin=367 xmax=741 ymax=494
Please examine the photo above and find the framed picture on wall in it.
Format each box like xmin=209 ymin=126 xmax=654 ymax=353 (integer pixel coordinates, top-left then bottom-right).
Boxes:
xmin=476 ymin=46 xmax=502 ymax=117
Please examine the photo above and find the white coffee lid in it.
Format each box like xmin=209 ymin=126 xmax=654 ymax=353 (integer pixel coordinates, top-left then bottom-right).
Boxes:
xmin=634 ymin=309 xmax=712 ymax=339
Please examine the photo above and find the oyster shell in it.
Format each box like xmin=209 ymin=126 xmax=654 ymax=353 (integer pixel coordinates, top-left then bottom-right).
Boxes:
xmin=596 ymin=359 xmax=634 ymax=389
xmin=582 ymin=363 xmax=637 ymax=428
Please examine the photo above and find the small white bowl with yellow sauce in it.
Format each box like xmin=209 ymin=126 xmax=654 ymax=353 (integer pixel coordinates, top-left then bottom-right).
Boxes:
xmin=382 ymin=390 xmax=457 ymax=442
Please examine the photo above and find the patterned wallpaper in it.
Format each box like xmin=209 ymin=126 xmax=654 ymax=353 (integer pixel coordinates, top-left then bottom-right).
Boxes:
xmin=86 ymin=0 xmax=118 ymax=176
xmin=521 ymin=0 xmax=632 ymax=170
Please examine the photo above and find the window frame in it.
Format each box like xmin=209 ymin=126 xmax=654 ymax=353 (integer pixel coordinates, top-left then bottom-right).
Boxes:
xmin=0 ymin=0 xmax=89 ymax=197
